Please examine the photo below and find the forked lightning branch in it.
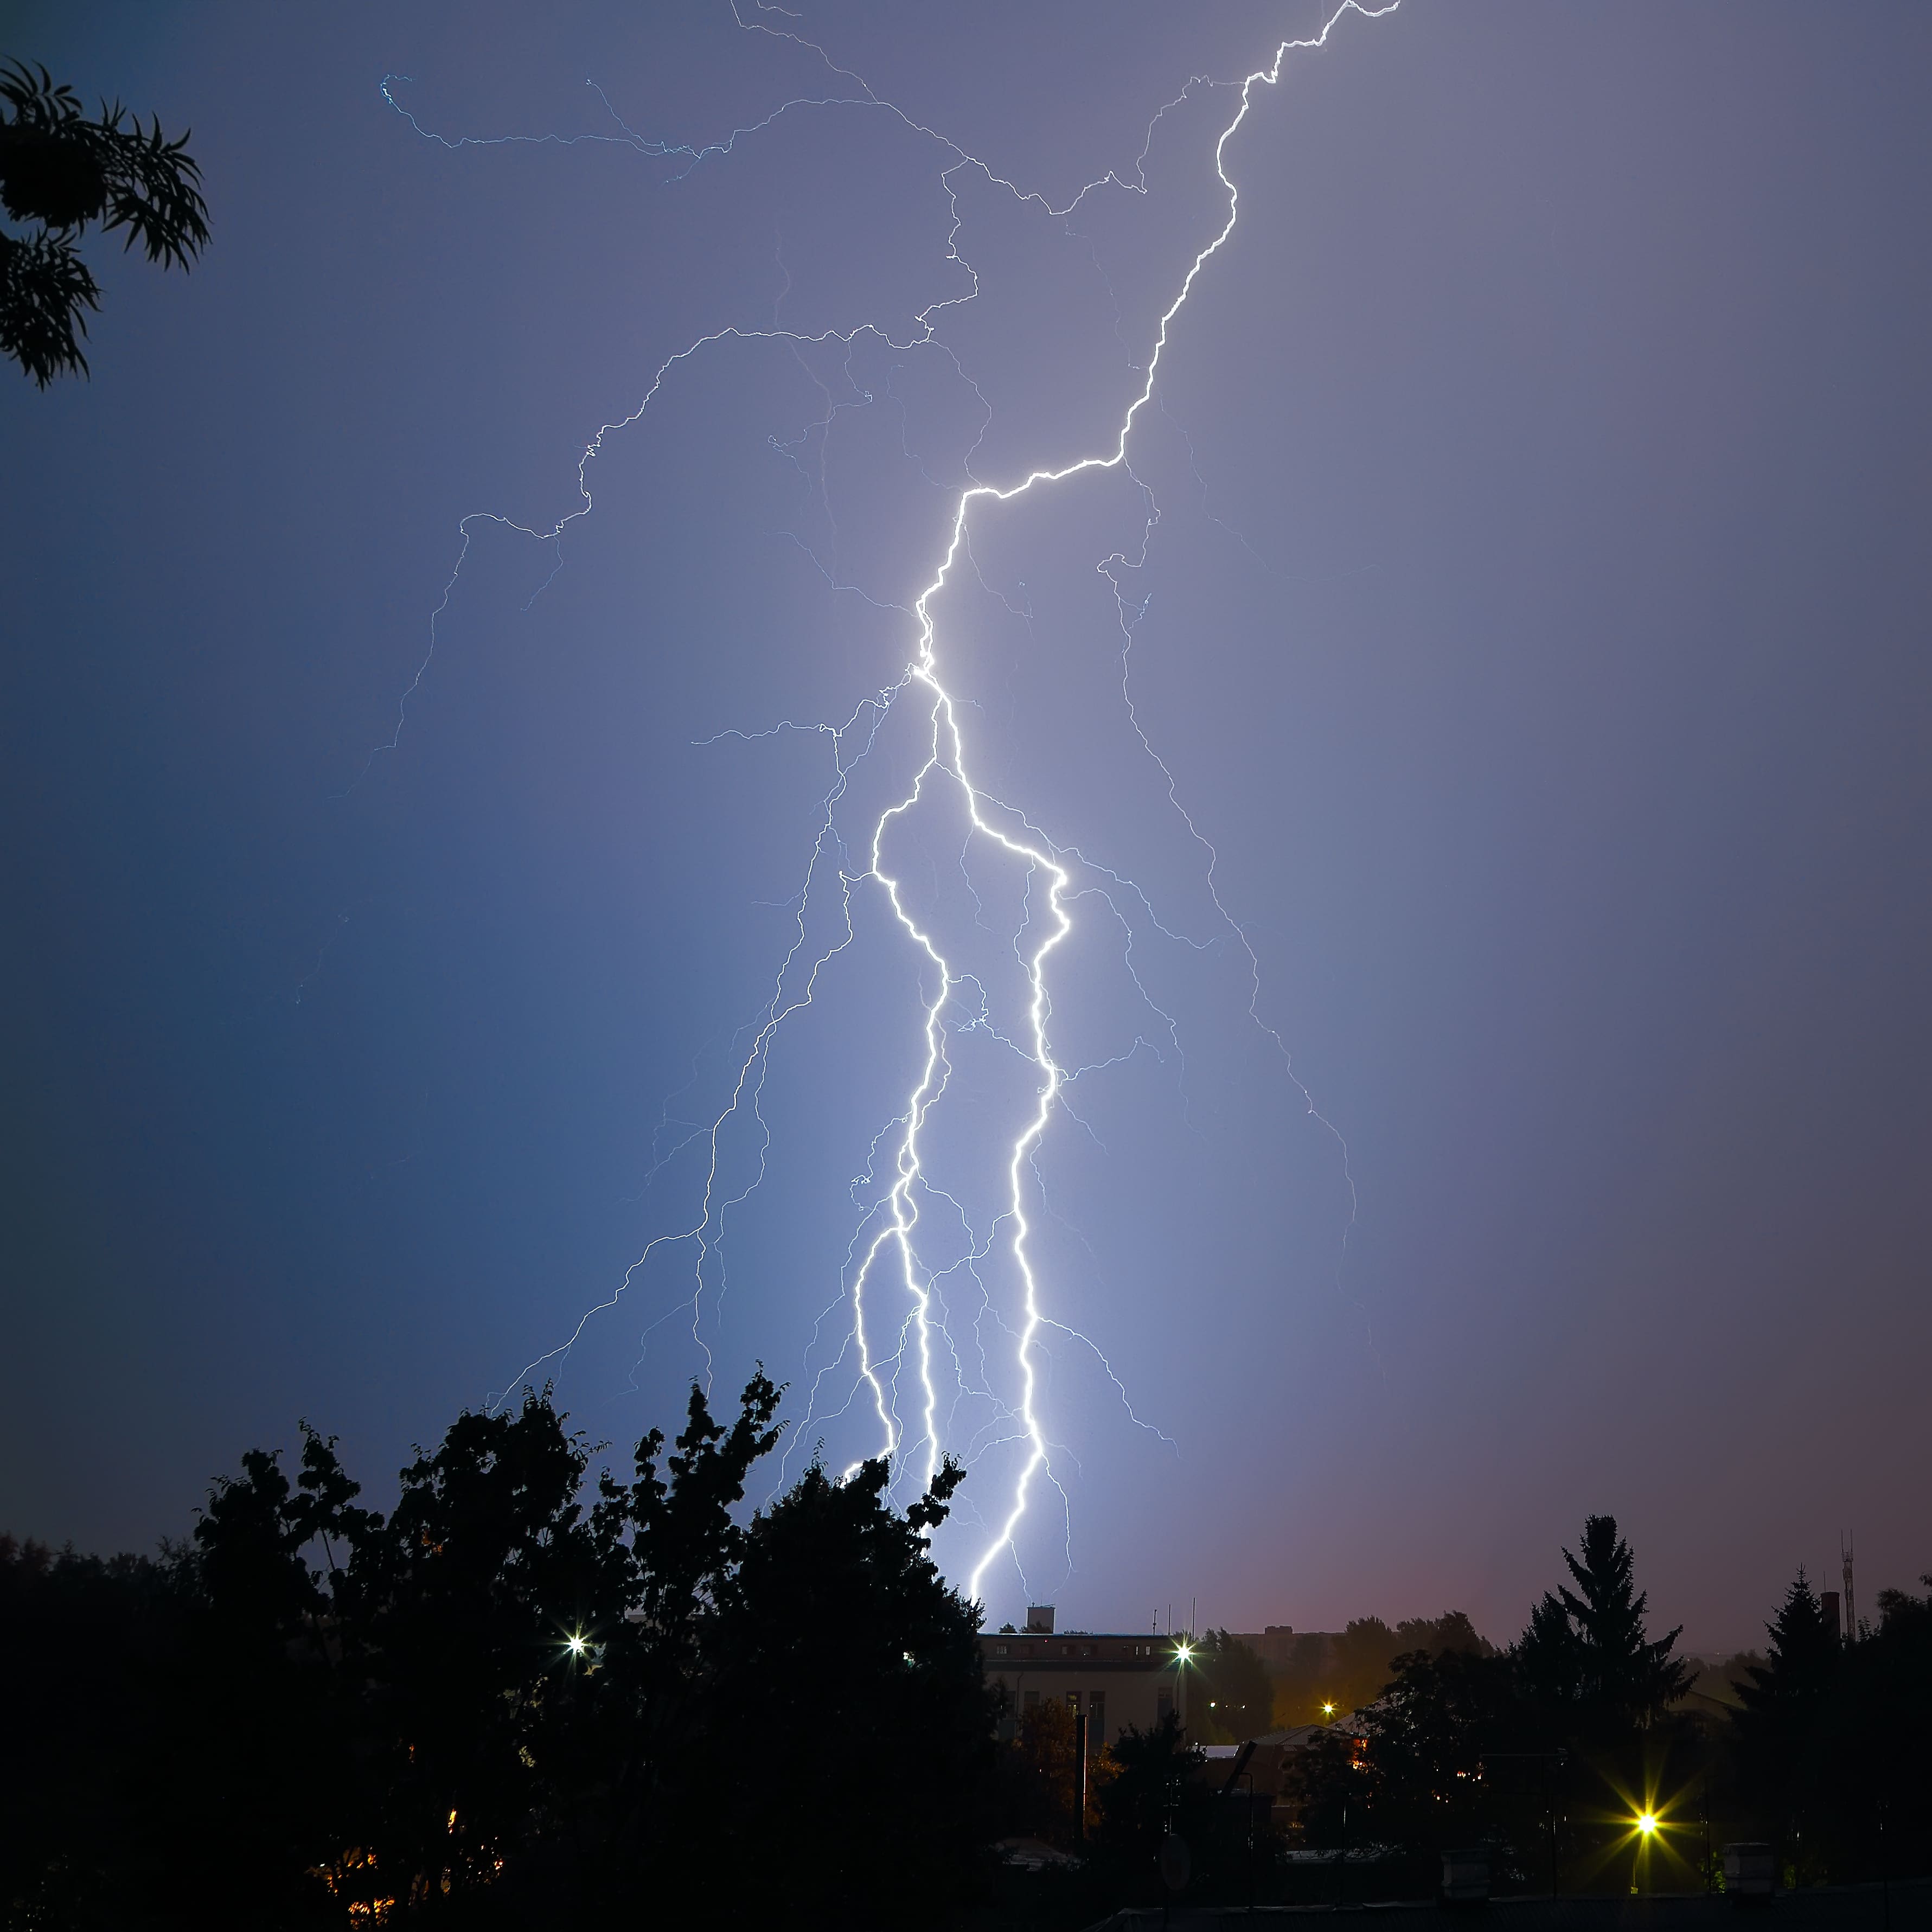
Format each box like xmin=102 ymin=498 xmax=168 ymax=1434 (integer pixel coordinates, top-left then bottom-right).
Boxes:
xmin=385 ymin=1 xmax=1391 ymax=1609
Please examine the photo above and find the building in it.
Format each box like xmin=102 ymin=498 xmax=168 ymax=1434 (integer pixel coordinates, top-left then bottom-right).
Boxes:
xmin=978 ymin=1605 xmax=1191 ymax=1749
xmin=1243 ymin=1713 xmax=1371 ymax=1801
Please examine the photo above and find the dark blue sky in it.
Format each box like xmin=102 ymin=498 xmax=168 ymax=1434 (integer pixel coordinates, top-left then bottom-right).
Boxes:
xmin=3 ymin=1 xmax=1927 ymax=1648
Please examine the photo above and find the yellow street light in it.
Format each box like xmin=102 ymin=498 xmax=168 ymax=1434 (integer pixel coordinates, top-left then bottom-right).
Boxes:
xmin=1636 ymin=1813 xmax=1658 ymax=1837
xmin=1322 ymin=1701 xmax=1336 ymax=1718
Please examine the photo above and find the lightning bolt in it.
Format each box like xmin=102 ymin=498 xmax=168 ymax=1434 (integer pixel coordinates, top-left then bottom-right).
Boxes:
xmin=382 ymin=0 xmax=1394 ymax=1615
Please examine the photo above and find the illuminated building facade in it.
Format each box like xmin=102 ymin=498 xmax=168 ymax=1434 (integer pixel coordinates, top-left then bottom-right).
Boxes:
xmin=979 ymin=1607 xmax=1191 ymax=1748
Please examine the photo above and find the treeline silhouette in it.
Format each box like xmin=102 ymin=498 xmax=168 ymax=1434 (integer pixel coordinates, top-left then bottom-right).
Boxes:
xmin=1210 ymin=1610 xmax=1499 ymax=1733
xmin=1274 ymin=1517 xmax=1932 ymax=1897
xmin=0 ymin=1380 xmax=1313 ymax=1929
xmin=5 ymin=1392 xmax=1929 ymax=1926
xmin=1 ymin=1376 xmax=1002 ymax=1929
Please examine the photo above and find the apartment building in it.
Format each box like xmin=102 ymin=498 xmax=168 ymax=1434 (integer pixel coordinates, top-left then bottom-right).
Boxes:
xmin=978 ymin=1605 xmax=1191 ymax=1749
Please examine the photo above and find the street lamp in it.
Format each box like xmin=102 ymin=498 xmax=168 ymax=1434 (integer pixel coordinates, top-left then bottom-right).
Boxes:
xmin=1629 ymin=1806 xmax=1667 ymax=1895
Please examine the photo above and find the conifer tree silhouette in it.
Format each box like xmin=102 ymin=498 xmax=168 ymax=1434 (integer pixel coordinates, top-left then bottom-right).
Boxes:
xmin=1518 ymin=1513 xmax=1690 ymax=1730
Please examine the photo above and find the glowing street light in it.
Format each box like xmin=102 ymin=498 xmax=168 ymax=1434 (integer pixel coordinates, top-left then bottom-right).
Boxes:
xmin=1624 ymin=1803 xmax=1671 ymax=1896
xmin=566 ymin=1633 xmax=588 ymax=1658
xmin=1322 ymin=1701 xmax=1336 ymax=1718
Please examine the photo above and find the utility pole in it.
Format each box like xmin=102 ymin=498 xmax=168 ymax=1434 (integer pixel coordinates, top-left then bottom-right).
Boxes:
xmin=1841 ymin=1532 xmax=1857 ymax=1641
xmin=1878 ymin=1794 xmax=1890 ymax=1931
xmin=1550 ymin=1755 xmax=1564 ymax=1898
xmin=1237 ymin=1769 xmax=1256 ymax=1914
xmin=1338 ymin=1796 xmax=1349 ymax=1909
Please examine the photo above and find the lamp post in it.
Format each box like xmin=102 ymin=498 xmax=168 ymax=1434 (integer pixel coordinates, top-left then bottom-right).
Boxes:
xmin=1336 ymin=1795 xmax=1348 ymax=1910
xmin=1633 ymin=1810 xmax=1658 ymax=1896
xmin=1877 ymin=1794 xmax=1890 ymax=1931
xmin=1236 ymin=1769 xmax=1256 ymax=1914
xmin=1074 ymin=1711 xmax=1088 ymax=1845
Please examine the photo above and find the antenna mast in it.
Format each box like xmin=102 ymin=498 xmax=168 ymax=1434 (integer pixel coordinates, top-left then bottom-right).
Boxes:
xmin=1841 ymin=1531 xmax=1856 ymax=1642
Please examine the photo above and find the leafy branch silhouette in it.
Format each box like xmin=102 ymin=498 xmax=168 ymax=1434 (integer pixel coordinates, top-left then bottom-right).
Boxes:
xmin=0 ymin=59 xmax=209 ymax=385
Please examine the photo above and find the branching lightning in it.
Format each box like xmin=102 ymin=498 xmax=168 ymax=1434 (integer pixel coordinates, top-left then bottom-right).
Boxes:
xmin=382 ymin=0 xmax=1393 ymax=1615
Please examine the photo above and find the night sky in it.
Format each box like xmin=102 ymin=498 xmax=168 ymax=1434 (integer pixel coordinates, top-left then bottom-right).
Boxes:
xmin=3 ymin=1 xmax=1928 ymax=1649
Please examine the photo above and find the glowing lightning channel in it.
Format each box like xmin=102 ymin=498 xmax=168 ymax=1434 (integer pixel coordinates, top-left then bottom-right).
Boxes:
xmin=835 ymin=0 xmax=1400 ymax=1601
xmin=387 ymin=0 xmax=1396 ymax=1612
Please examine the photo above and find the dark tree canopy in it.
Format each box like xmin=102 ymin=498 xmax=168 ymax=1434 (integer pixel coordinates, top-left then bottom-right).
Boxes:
xmin=1277 ymin=1518 xmax=1704 ymax=1888
xmin=1195 ymin=1628 xmax=1274 ymax=1741
xmin=1268 ymin=1609 xmax=1494 ymax=1728
xmin=695 ymin=1454 xmax=997 ymax=1913
xmin=0 ymin=1374 xmax=995 ymax=1930
xmin=1514 ymin=1513 xmax=1690 ymax=1733
xmin=10 ymin=1461 xmax=1930 ymax=1918
xmin=0 ymin=59 xmax=209 ymax=384
xmin=1730 ymin=1569 xmax=1840 ymax=1853
xmin=1090 ymin=1712 xmax=1215 ymax=1887
xmin=1724 ymin=1569 xmax=1932 ymax=1885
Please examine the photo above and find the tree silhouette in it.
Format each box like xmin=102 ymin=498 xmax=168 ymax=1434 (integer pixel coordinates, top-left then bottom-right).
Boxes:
xmin=1516 ymin=1513 xmax=1689 ymax=1732
xmin=0 ymin=1536 xmax=210 ymax=1928
xmin=1091 ymin=1712 xmax=1213 ymax=1893
xmin=689 ymin=1453 xmax=996 ymax=1922
xmin=0 ymin=59 xmax=209 ymax=384
xmin=1731 ymin=1568 xmax=1841 ymax=1866
xmin=1734 ymin=1568 xmax=1840 ymax=1730
xmin=1278 ymin=1719 xmax=1372 ymax=1849
xmin=1002 ymin=1695 xmax=1088 ymax=1842
xmin=1266 ymin=1609 xmax=1494 ymax=1726
xmin=349 ymin=1391 xmax=639 ymax=1905
xmin=1196 ymin=1628 xmax=1274 ymax=1741
xmin=2 ymin=1370 xmax=1015 ymax=1925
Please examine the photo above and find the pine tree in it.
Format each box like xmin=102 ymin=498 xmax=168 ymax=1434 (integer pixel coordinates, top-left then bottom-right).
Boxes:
xmin=1736 ymin=1569 xmax=1840 ymax=1716
xmin=1516 ymin=1514 xmax=1690 ymax=1731
xmin=1731 ymin=1568 xmax=1840 ymax=1852
xmin=1515 ymin=1588 xmax=1583 ymax=1715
